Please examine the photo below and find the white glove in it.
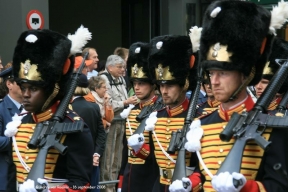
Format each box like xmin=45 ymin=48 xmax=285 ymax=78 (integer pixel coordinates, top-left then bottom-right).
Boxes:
xmin=19 ymin=178 xmax=49 ymax=192
xmin=169 ymin=177 xmax=192 ymax=192
xmin=212 ymin=172 xmax=246 ymax=192
xmin=127 ymin=133 xmax=144 ymax=152
xmin=145 ymin=111 xmax=157 ymax=131
xmin=117 ymin=189 xmax=121 ymax=192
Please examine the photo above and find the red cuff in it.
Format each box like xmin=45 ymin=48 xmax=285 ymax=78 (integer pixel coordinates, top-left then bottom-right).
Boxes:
xmin=240 ymin=180 xmax=260 ymax=192
xmin=50 ymin=183 xmax=90 ymax=192
xmin=188 ymin=172 xmax=202 ymax=192
xmin=118 ymin=175 xmax=123 ymax=188
xmin=131 ymin=143 xmax=150 ymax=159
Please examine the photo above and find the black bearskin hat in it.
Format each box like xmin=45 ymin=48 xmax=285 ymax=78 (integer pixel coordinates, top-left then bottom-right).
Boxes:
xmin=12 ymin=29 xmax=74 ymax=100
xmin=200 ymin=0 xmax=273 ymax=86
xmin=149 ymin=35 xmax=198 ymax=91
xmin=262 ymin=37 xmax=288 ymax=94
xmin=127 ymin=42 xmax=153 ymax=83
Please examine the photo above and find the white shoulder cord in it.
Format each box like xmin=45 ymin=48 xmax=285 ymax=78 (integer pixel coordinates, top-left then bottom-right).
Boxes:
xmin=185 ymin=119 xmax=214 ymax=178
xmin=120 ymin=104 xmax=135 ymax=135
xmin=5 ymin=111 xmax=68 ymax=183
xmin=196 ymin=151 xmax=213 ymax=179
xmin=152 ymin=130 xmax=194 ymax=171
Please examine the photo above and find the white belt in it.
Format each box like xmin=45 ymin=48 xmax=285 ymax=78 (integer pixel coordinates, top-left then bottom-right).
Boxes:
xmin=159 ymin=167 xmax=195 ymax=179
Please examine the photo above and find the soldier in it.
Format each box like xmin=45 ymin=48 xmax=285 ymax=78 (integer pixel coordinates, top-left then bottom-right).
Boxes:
xmin=128 ymin=33 xmax=203 ymax=192
xmin=185 ymin=0 xmax=288 ymax=191
xmin=254 ymin=37 xmax=288 ymax=112
xmin=6 ymin=27 xmax=94 ymax=192
xmin=118 ymin=42 xmax=161 ymax=192
xmin=196 ymin=75 xmax=220 ymax=117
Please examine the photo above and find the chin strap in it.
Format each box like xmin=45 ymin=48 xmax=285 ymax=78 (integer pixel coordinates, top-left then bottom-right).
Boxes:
xmin=41 ymin=83 xmax=60 ymax=111
xmin=226 ymin=67 xmax=256 ymax=102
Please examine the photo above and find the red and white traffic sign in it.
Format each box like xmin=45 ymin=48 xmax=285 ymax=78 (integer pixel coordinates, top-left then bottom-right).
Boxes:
xmin=26 ymin=10 xmax=44 ymax=30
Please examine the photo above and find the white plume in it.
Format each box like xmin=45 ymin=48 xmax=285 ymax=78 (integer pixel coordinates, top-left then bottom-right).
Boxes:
xmin=210 ymin=7 xmax=221 ymax=18
xmin=189 ymin=26 xmax=202 ymax=53
xmin=68 ymin=25 xmax=92 ymax=55
xmin=269 ymin=0 xmax=288 ymax=35
xmin=120 ymin=104 xmax=135 ymax=118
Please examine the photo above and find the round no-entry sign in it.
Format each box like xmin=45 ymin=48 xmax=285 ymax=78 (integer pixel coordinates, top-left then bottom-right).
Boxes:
xmin=26 ymin=10 xmax=44 ymax=29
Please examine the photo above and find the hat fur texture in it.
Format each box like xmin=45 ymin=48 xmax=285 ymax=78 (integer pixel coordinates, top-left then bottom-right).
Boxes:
xmin=149 ymin=35 xmax=198 ymax=90
xmin=126 ymin=42 xmax=152 ymax=81
xmin=200 ymin=0 xmax=273 ymax=85
xmin=13 ymin=29 xmax=73 ymax=92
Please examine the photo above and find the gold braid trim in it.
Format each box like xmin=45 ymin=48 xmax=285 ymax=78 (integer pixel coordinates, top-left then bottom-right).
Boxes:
xmin=41 ymin=83 xmax=60 ymax=111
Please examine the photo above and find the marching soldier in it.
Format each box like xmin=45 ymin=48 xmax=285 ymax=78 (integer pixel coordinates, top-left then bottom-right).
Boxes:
xmin=128 ymin=33 xmax=204 ymax=192
xmin=185 ymin=0 xmax=288 ymax=191
xmin=6 ymin=27 xmax=94 ymax=192
xmin=118 ymin=42 xmax=161 ymax=192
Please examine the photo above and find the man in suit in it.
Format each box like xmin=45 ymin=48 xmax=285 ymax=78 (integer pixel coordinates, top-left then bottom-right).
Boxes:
xmin=0 ymin=67 xmax=23 ymax=191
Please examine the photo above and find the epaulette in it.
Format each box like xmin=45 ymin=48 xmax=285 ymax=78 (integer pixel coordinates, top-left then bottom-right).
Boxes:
xmin=65 ymin=108 xmax=83 ymax=122
xmin=198 ymin=109 xmax=217 ymax=119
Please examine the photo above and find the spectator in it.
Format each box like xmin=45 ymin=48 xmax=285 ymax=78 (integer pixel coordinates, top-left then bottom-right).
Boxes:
xmin=99 ymin=55 xmax=138 ymax=192
xmin=71 ymin=74 xmax=106 ymax=192
xmin=0 ymin=67 xmax=23 ymax=192
xmin=82 ymin=47 xmax=99 ymax=79
xmin=84 ymin=76 xmax=114 ymax=130
xmin=113 ymin=47 xmax=130 ymax=91
xmin=74 ymin=56 xmax=93 ymax=76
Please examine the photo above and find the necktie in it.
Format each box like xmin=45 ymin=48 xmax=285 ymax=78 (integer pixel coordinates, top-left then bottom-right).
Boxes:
xmin=19 ymin=105 xmax=23 ymax=112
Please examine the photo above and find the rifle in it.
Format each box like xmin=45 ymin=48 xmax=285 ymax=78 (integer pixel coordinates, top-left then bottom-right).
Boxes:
xmin=218 ymin=60 xmax=288 ymax=187
xmin=275 ymin=87 xmax=288 ymax=117
xmin=133 ymin=95 xmax=165 ymax=135
xmin=26 ymin=53 xmax=89 ymax=191
xmin=167 ymin=64 xmax=203 ymax=186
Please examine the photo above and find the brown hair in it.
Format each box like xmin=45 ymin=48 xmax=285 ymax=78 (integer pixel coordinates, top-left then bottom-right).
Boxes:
xmin=113 ymin=47 xmax=128 ymax=60
xmin=88 ymin=76 xmax=106 ymax=91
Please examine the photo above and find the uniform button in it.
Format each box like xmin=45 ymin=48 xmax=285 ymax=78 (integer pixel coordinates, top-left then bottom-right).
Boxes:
xmin=168 ymin=162 xmax=170 ymax=165
xmin=167 ymin=119 xmax=171 ymax=123
xmin=241 ymin=104 xmax=245 ymax=108
xmin=29 ymin=136 xmax=32 ymax=139
xmin=219 ymin=148 xmax=223 ymax=153
xmin=166 ymin=137 xmax=170 ymax=140
xmin=222 ymin=125 xmax=226 ymax=129
xmin=25 ymin=156 xmax=29 ymax=160
xmin=32 ymin=126 xmax=35 ymax=130
xmin=166 ymin=128 xmax=170 ymax=131
xmin=26 ymin=146 xmax=29 ymax=149
xmin=218 ymin=161 xmax=222 ymax=165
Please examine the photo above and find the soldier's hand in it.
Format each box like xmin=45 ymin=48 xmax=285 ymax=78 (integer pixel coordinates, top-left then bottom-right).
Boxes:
xmin=212 ymin=172 xmax=246 ymax=192
xmin=127 ymin=133 xmax=145 ymax=152
xmin=169 ymin=177 xmax=192 ymax=192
